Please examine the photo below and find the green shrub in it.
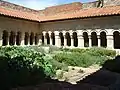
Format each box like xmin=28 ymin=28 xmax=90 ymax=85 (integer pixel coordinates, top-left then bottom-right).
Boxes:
xmin=0 ymin=46 xmax=55 ymax=89
xmin=53 ymin=47 xmax=116 ymax=68
xmin=43 ymin=54 xmax=68 ymax=71
xmin=69 ymin=48 xmax=87 ymax=54
xmin=86 ymin=47 xmax=116 ymax=57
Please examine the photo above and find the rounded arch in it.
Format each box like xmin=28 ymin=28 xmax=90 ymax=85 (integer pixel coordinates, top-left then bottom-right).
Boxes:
xmin=81 ymin=30 xmax=89 ymax=34
xmin=100 ymin=31 xmax=107 ymax=47
xmin=2 ymin=30 xmax=8 ymax=46
xmin=73 ymin=32 xmax=78 ymax=47
xmin=112 ymin=29 xmax=120 ymax=34
xmin=113 ymin=31 xmax=120 ymax=49
xmin=91 ymin=32 xmax=98 ymax=46
xmin=89 ymin=30 xmax=98 ymax=34
xmin=16 ymin=31 xmax=21 ymax=45
xmin=45 ymin=32 xmax=50 ymax=44
xmin=24 ymin=32 xmax=29 ymax=45
xmin=35 ymin=33 xmax=39 ymax=45
xmin=9 ymin=31 xmax=16 ymax=45
xmin=65 ymin=32 xmax=71 ymax=46
xmin=59 ymin=32 xmax=64 ymax=46
xmin=51 ymin=32 xmax=55 ymax=45
xmin=83 ymin=32 xmax=89 ymax=47
xmin=30 ymin=32 xmax=34 ymax=45
xmin=99 ymin=29 xmax=108 ymax=34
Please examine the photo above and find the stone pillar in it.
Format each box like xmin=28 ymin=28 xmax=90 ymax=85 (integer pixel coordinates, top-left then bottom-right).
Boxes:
xmin=48 ymin=31 xmax=52 ymax=45
xmin=107 ymin=35 xmax=114 ymax=49
xmin=14 ymin=32 xmax=16 ymax=46
xmin=7 ymin=32 xmax=10 ymax=46
xmin=97 ymin=35 xmax=101 ymax=47
xmin=21 ymin=32 xmax=25 ymax=46
xmin=71 ymin=36 xmax=74 ymax=47
xmin=88 ymin=35 xmax=92 ymax=47
xmin=77 ymin=30 xmax=84 ymax=48
xmin=43 ymin=31 xmax=47 ymax=45
xmin=63 ymin=31 xmax=67 ymax=47
xmin=54 ymin=31 xmax=61 ymax=47
xmin=33 ymin=33 xmax=35 ymax=46
xmin=106 ymin=29 xmax=114 ymax=49
xmin=28 ymin=32 xmax=30 ymax=46
xmin=38 ymin=33 xmax=42 ymax=45
xmin=0 ymin=31 xmax=3 ymax=46
xmin=69 ymin=31 xmax=74 ymax=47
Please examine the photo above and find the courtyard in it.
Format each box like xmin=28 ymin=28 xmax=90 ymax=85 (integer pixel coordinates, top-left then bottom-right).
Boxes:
xmin=0 ymin=0 xmax=120 ymax=89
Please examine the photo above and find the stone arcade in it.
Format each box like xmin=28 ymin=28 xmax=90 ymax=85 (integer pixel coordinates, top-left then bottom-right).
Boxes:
xmin=0 ymin=0 xmax=120 ymax=49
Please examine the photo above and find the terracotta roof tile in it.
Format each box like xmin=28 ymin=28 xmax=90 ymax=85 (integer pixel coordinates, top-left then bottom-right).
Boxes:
xmin=0 ymin=5 xmax=120 ymax=22
xmin=40 ymin=5 xmax=120 ymax=22
xmin=0 ymin=7 xmax=40 ymax=22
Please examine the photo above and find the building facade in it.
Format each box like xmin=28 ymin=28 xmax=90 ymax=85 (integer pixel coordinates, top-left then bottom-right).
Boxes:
xmin=0 ymin=0 xmax=120 ymax=49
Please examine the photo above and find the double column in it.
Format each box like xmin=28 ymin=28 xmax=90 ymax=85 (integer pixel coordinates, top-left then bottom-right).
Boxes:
xmin=42 ymin=31 xmax=47 ymax=45
xmin=106 ymin=29 xmax=114 ymax=49
xmin=63 ymin=31 xmax=67 ymax=47
xmin=77 ymin=30 xmax=84 ymax=48
xmin=54 ymin=31 xmax=61 ymax=47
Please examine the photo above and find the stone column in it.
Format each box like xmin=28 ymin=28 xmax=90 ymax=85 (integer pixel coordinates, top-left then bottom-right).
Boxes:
xmin=28 ymin=32 xmax=30 ymax=46
xmin=88 ymin=35 xmax=92 ymax=47
xmin=33 ymin=33 xmax=35 ymax=46
xmin=97 ymin=35 xmax=101 ymax=47
xmin=77 ymin=30 xmax=84 ymax=48
xmin=54 ymin=31 xmax=61 ymax=47
xmin=7 ymin=32 xmax=10 ymax=46
xmin=14 ymin=32 xmax=17 ymax=46
xmin=69 ymin=31 xmax=74 ymax=47
xmin=107 ymin=35 xmax=114 ymax=49
xmin=43 ymin=31 xmax=47 ymax=45
xmin=0 ymin=31 xmax=3 ymax=46
xmin=21 ymin=32 xmax=25 ymax=46
xmin=38 ymin=33 xmax=42 ymax=45
xmin=106 ymin=29 xmax=114 ymax=49
xmin=63 ymin=31 xmax=67 ymax=47
xmin=48 ymin=31 xmax=52 ymax=45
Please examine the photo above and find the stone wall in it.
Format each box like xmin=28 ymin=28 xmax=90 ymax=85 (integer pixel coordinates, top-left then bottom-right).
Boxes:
xmin=82 ymin=1 xmax=99 ymax=9
xmin=43 ymin=2 xmax=82 ymax=16
xmin=104 ymin=0 xmax=120 ymax=6
xmin=0 ymin=16 xmax=40 ymax=33
xmin=40 ymin=16 xmax=120 ymax=31
xmin=0 ymin=15 xmax=41 ymax=45
xmin=40 ymin=16 xmax=120 ymax=48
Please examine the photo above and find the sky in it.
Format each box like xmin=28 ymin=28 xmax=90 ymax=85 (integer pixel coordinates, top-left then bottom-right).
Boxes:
xmin=3 ymin=0 xmax=96 ymax=10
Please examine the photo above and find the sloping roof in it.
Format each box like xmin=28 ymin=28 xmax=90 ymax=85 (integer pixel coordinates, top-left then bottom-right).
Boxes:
xmin=0 ymin=5 xmax=120 ymax=22
xmin=0 ymin=7 xmax=40 ymax=22
xmin=40 ymin=5 xmax=120 ymax=22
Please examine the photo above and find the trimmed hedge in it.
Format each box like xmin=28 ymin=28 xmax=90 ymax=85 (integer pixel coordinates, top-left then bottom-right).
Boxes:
xmin=0 ymin=46 xmax=55 ymax=89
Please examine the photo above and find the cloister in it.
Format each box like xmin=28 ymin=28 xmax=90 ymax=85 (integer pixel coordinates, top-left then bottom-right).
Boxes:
xmin=42 ymin=30 xmax=120 ymax=49
xmin=0 ymin=0 xmax=120 ymax=50
xmin=1 ymin=31 xmax=39 ymax=46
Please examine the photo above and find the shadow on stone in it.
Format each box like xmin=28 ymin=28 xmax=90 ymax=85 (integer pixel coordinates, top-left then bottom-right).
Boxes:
xmin=12 ymin=55 xmax=120 ymax=90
